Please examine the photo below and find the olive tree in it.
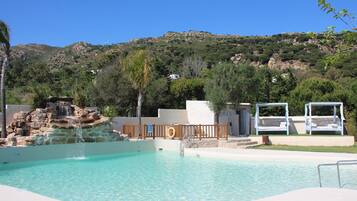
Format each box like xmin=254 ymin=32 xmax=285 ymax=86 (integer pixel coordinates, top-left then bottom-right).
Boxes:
xmin=182 ymin=55 xmax=207 ymax=78
xmin=205 ymin=63 xmax=259 ymax=123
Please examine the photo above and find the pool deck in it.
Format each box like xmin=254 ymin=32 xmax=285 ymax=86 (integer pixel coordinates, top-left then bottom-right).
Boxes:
xmin=0 ymin=184 xmax=58 ymax=201
xmin=255 ymin=187 xmax=357 ymax=201
xmin=184 ymin=147 xmax=357 ymax=162
xmin=1 ymin=185 xmax=356 ymax=201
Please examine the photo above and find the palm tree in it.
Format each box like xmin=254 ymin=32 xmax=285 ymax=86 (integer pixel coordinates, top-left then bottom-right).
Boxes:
xmin=0 ymin=20 xmax=10 ymax=138
xmin=122 ymin=50 xmax=152 ymax=138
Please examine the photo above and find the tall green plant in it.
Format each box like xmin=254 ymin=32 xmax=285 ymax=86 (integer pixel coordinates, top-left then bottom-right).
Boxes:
xmin=170 ymin=78 xmax=205 ymax=108
xmin=122 ymin=50 xmax=152 ymax=136
xmin=0 ymin=20 xmax=10 ymax=138
xmin=318 ymin=0 xmax=355 ymax=30
xmin=31 ymin=84 xmax=51 ymax=108
xmin=205 ymin=63 xmax=259 ymax=123
xmin=286 ymin=78 xmax=348 ymax=115
xmin=317 ymin=1 xmax=356 ymax=73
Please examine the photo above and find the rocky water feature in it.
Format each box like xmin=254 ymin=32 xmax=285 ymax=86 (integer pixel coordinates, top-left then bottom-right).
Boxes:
xmin=34 ymin=123 xmax=124 ymax=145
xmin=0 ymin=97 xmax=127 ymax=147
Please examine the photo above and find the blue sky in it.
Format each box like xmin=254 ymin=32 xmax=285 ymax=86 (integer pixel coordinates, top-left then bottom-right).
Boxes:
xmin=1 ymin=0 xmax=356 ymax=47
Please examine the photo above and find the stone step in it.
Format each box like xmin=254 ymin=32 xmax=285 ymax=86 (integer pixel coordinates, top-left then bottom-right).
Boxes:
xmin=226 ymin=138 xmax=251 ymax=143
xmin=220 ymin=142 xmax=241 ymax=148
xmin=227 ymin=138 xmax=252 ymax=143
xmin=236 ymin=141 xmax=258 ymax=146
xmin=219 ymin=139 xmax=258 ymax=149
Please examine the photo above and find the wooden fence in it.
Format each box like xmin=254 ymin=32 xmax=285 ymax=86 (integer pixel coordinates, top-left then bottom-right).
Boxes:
xmin=122 ymin=124 xmax=136 ymax=138
xmin=122 ymin=124 xmax=229 ymax=140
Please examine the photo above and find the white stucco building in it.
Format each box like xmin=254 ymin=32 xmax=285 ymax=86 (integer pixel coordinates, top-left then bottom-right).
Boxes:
xmin=113 ymin=100 xmax=245 ymax=136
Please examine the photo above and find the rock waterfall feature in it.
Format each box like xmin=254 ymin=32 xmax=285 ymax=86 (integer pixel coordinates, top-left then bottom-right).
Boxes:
xmin=1 ymin=97 xmax=126 ymax=146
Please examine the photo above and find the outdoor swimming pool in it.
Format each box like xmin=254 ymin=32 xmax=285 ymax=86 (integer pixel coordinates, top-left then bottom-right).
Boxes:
xmin=0 ymin=151 xmax=356 ymax=201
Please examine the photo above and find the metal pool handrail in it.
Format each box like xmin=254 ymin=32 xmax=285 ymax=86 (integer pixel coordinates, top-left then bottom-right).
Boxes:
xmin=318 ymin=160 xmax=357 ymax=188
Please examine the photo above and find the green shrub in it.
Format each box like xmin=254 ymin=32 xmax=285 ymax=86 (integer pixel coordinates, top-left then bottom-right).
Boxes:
xmin=170 ymin=78 xmax=205 ymax=108
xmin=102 ymin=105 xmax=118 ymax=117
xmin=346 ymin=111 xmax=357 ymax=139
xmin=31 ymin=84 xmax=52 ymax=108
xmin=286 ymin=78 xmax=348 ymax=115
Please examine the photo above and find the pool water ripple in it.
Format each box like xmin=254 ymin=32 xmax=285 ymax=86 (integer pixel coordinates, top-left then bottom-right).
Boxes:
xmin=0 ymin=151 xmax=356 ymax=201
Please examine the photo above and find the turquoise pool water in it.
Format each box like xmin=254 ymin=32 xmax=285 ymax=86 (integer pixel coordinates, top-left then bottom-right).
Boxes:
xmin=0 ymin=151 xmax=356 ymax=201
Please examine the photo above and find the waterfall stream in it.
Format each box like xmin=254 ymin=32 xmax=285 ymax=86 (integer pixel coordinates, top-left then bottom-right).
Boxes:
xmin=67 ymin=117 xmax=86 ymax=159
xmin=75 ymin=121 xmax=85 ymax=143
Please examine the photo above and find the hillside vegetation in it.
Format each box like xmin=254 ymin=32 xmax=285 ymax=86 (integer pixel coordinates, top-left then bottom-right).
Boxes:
xmin=1 ymin=30 xmax=356 ymax=134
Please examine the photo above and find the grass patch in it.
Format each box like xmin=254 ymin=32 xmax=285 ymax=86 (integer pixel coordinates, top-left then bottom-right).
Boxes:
xmin=251 ymin=144 xmax=357 ymax=154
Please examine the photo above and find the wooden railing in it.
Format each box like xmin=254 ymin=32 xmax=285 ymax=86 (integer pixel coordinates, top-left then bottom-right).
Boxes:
xmin=122 ymin=124 xmax=136 ymax=138
xmin=122 ymin=124 xmax=229 ymax=140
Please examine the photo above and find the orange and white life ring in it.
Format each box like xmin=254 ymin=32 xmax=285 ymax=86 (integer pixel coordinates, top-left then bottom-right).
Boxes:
xmin=166 ymin=127 xmax=176 ymax=139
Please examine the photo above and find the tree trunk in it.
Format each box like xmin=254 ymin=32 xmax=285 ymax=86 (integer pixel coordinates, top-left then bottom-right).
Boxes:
xmin=1 ymin=56 xmax=8 ymax=138
xmin=214 ymin=112 xmax=219 ymax=124
xmin=137 ymin=90 xmax=143 ymax=139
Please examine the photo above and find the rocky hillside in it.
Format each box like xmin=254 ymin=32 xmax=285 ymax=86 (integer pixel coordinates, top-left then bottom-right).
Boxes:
xmin=3 ymin=30 xmax=352 ymax=75
xmin=1 ymin=30 xmax=356 ymax=114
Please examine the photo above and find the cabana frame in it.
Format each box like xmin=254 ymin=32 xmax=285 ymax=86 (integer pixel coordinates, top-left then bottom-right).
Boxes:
xmin=304 ymin=102 xmax=345 ymax=135
xmin=255 ymin=103 xmax=289 ymax=135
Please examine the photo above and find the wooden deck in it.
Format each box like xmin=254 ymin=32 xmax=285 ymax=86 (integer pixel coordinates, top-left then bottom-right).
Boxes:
xmin=123 ymin=124 xmax=229 ymax=140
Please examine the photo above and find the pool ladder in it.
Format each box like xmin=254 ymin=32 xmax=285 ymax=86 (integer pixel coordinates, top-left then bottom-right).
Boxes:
xmin=180 ymin=129 xmax=196 ymax=157
xmin=318 ymin=159 xmax=357 ymax=188
xmin=180 ymin=141 xmax=184 ymax=157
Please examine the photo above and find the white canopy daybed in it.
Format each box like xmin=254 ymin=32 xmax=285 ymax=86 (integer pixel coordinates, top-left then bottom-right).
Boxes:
xmin=255 ymin=103 xmax=289 ymax=135
xmin=305 ymin=102 xmax=345 ymax=135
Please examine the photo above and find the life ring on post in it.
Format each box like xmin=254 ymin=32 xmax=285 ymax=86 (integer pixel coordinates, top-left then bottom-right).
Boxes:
xmin=166 ymin=127 xmax=176 ymax=139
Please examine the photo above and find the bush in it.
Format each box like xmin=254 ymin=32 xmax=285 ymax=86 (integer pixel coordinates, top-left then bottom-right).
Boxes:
xmin=102 ymin=105 xmax=118 ymax=117
xmin=286 ymin=78 xmax=348 ymax=115
xmin=170 ymin=78 xmax=205 ymax=108
xmin=31 ymin=84 xmax=52 ymax=108
xmin=346 ymin=111 xmax=357 ymax=138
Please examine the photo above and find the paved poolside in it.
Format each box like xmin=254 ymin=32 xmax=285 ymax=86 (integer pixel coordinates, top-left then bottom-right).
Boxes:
xmin=0 ymin=184 xmax=58 ymax=201
xmin=255 ymin=187 xmax=357 ymax=201
xmin=2 ymin=184 xmax=356 ymax=201
xmin=184 ymin=147 xmax=357 ymax=162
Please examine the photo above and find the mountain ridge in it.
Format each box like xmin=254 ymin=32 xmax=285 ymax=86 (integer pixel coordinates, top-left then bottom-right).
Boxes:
xmin=1 ymin=30 xmax=356 ymax=80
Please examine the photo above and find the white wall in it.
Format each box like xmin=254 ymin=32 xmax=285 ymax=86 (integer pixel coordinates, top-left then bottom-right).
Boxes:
xmin=157 ymin=109 xmax=188 ymax=124
xmin=249 ymin=136 xmax=355 ymax=146
xmin=154 ymin=139 xmax=181 ymax=151
xmin=186 ymin=100 xmax=215 ymax=124
xmin=115 ymin=100 xmax=236 ymax=129
xmin=0 ymin=141 xmax=154 ymax=163
xmin=0 ymin=140 xmax=182 ymax=164
xmin=114 ymin=101 xmax=240 ymax=135
xmin=290 ymin=116 xmax=305 ymax=134
xmin=112 ymin=109 xmax=188 ymax=134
